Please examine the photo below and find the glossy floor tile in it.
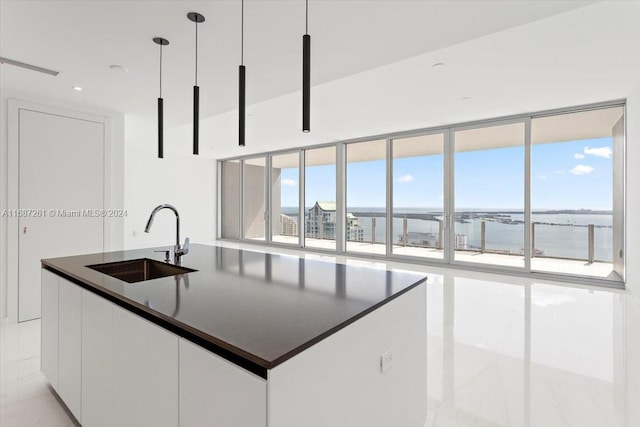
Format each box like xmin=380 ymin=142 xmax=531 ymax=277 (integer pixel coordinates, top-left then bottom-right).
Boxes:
xmin=2 ymin=250 xmax=639 ymax=426
xmin=0 ymin=319 xmax=77 ymax=426
xmin=423 ymin=272 xmax=639 ymax=427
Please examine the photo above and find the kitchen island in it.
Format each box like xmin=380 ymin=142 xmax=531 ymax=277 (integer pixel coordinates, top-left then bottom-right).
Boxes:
xmin=41 ymin=244 xmax=427 ymax=427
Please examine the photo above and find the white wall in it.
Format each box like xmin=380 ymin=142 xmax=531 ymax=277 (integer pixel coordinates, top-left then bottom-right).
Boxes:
xmin=0 ymin=89 xmax=125 ymax=319
xmin=122 ymin=116 xmax=216 ymax=250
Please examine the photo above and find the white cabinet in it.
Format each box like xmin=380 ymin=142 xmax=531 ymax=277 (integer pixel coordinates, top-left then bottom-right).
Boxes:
xmin=42 ymin=268 xmax=270 ymax=427
xmin=57 ymin=277 xmax=82 ymax=422
xmin=40 ymin=269 xmax=59 ymax=389
xmin=81 ymin=290 xmax=113 ymax=427
xmin=113 ymin=305 xmax=179 ymax=427
xmin=179 ymin=339 xmax=267 ymax=427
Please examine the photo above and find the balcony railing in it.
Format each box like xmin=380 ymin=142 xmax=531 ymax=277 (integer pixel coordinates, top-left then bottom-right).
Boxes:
xmin=281 ymin=217 xmax=611 ymax=264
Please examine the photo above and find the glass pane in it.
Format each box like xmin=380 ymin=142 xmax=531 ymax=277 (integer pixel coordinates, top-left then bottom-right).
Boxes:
xmin=305 ymin=146 xmax=336 ymax=250
xmin=346 ymin=140 xmax=386 ymax=255
xmin=391 ymin=133 xmax=444 ymax=259
xmin=243 ymin=157 xmax=266 ymax=240
xmin=531 ymin=107 xmax=623 ymax=279
xmin=271 ymin=152 xmax=300 ymax=245
xmin=454 ymin=122 xmax=525 ymax=268
xmin=221 ymin=160 xmax=240 ymax=239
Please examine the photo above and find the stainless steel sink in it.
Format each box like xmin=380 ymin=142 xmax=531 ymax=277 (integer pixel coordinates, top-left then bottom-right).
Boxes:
xmin=87 ymin=258 xmax=196 ymax=283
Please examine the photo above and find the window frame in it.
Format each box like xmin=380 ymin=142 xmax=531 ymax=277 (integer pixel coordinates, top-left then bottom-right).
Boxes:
xmin=217 ymin=99 xmax=626 ymax=287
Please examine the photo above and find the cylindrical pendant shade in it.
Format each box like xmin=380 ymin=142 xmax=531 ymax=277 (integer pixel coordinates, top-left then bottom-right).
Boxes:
xmin=302 ymin=34 xmax=310 ymax=133
xmin=193 ymin=85 xmax=199 ymax=155
xmin=158 ymin=97 xmax=164 ymax=158
xmin=153 ymin=37 xmax=169 ymax=159
xmin=239 ymin=65 xmax=246 ymax=147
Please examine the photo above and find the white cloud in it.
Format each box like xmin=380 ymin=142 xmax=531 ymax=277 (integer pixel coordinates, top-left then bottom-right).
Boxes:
xmin=281 ymin=178 xmax=297 ymax=187
xmin=584 ymin=146 xmax=612 ymax=159
xmin=574 ymin=153 xmax=585 ymax=159
xmin=396 ymin=174 xmax=414 ymax=184
xmin=537 ymin=175 xmax=547 ymax=180
xmin=569 ymin=164 xmax=594 ymax=175
xmin=553 ymin=170 xmax=565 ymax=174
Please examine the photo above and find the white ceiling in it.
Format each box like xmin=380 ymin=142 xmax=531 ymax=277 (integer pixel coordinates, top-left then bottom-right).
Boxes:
xmin=179 ymin=0 xmax=640 ymax=160
xmin=1 ymin=0 xmax=599 ymax=129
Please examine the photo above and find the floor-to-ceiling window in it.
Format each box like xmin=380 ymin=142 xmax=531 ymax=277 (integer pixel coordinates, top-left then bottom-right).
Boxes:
xmin=391 ymin=132 xmax=445 ymax=260
xmin=271 ymin=151 xmax=300 ymax=245
xmin=304 ymin=146 xmax=337 ymax=251
xmin=530 ymin=106 xmax=623 ymax=280
xmin=243 ymin=157 xmax=267 ymax=240
xmin=453 ymin=122 xmax=526 ymax=269
xmin=220 ymin=159 xmax=240 ymax=239
xmin=345 ymin=140 xmax=386 ymax=255
xmin=219 ymin=102 xmax=624 ymax=284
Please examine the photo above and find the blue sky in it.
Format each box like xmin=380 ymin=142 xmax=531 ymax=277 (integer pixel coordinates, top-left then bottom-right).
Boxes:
xmin=531 ymin=137 xmax=613 ymax=210
xmin=278 ymin=137 xmax=613 ymax=211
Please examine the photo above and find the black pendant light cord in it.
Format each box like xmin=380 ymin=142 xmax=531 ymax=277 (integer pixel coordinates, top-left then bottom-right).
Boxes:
xmin=306 ymin=0 xmax=309 ymax=35
xmin=195 ymin=20 xmax=198 ymax=85
xmin=159 ymin=43 xmax=163 ymax=98
xmin=241 ymin=0 xmax=244 ymax=66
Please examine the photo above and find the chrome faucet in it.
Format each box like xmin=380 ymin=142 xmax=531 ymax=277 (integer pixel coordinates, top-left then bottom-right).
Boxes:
xmin=144 ymin=204 xmax=190 ymax=265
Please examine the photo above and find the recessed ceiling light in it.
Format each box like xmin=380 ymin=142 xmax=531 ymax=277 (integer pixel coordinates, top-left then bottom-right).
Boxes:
xmin=432 ymin=62 xmax=445 ymax=68
xmin=72 ymin=86 xmax=83 ymax=91
xmin=109 ymin=64 xmax=128 ymax=73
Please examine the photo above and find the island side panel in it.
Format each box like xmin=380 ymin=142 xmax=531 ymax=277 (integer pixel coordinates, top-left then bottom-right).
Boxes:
xmin=179 ymin=338 xmax=267 ymax=427
xmin=41 ymin=269 xmax=59 ymax=390
xmin=267 ymin=282 xmax=427 ymax=427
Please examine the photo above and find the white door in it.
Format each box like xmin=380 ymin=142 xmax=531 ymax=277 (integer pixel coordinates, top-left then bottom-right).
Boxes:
xmin=18 ymin=109 xmax=104 ymax=321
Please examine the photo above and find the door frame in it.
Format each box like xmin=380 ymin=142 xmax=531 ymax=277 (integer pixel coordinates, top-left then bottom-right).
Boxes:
xmin=6 ymin=99 xmax=113 ymax=322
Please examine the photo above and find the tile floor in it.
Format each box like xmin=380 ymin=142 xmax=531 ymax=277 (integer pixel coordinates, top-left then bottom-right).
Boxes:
xmin=2 ymin=245 xmax=639 ymax=426
xmin=1 ymin=318 xmax=78 ymax=426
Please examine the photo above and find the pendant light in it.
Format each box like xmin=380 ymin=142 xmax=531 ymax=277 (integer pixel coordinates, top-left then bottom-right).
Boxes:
xmin=239 ymin=0 xmax=246 ymax=147
xmin=302 ymin=0 xmax=310 ymax=133
xmin=188 ymin=12 xmax=205 ymax=155
xmin=152 ymin=37 xmax=169 ymax=159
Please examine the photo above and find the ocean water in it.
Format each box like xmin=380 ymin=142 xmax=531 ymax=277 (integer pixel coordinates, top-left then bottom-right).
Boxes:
xmin=282 ymin=207 xmax=613 ymax=261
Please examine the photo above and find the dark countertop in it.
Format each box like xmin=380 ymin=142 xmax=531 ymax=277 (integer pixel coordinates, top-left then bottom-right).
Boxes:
xmin=42 ymin=244 xmax=427 ymax=378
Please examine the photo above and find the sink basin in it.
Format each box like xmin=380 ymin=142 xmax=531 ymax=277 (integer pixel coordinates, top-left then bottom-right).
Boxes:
xmin=87 ymin=258 xmax=197 ymax=283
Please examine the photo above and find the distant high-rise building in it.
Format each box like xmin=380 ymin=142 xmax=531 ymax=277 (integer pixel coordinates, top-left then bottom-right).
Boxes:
xmin=305 ymin=201 xmax=364 ymax=241
xmin=280 ymin=214 xmax=298 ymax=236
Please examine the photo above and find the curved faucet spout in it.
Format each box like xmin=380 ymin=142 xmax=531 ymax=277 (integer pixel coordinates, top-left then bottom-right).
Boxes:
xmin=144 ymin=204 xmax=188 ymax=264
xmin=145 ymin=204 xmax=179 ymax=234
